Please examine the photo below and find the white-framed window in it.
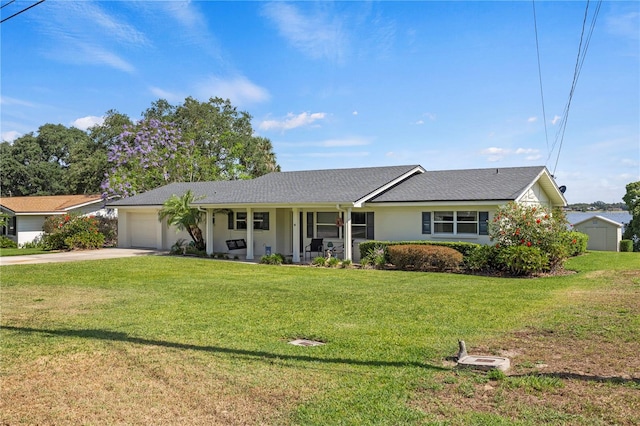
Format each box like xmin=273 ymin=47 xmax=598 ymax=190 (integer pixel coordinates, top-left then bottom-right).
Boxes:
xmin=427 ymin=211 xmax=489 ymax=235
xmin=316 ymin=212 xmax=339 ymax=238
xmin=229 ymin=212 xmax=269 ymax=230
xmin=352 ymin=212 xmax=374 ymax=239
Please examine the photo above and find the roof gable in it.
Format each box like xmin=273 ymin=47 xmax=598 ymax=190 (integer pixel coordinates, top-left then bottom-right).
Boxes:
xmin=369 ymin=166 xmax=565 ymax=205
xmin=0 ymin=194 xmax=104 ymax=214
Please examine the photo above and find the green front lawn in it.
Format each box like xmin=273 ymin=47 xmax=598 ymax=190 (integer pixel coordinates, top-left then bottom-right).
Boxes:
xmin=0 ymin=247 xmax=51 ymax=256
xmin=1 ymin=252 xmax=638 ymax=424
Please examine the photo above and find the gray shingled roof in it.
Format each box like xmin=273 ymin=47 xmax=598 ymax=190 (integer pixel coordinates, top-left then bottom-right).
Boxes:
xmin=369 ymin=166 xmax=547 ymax=202
xmin=109 ymin=165 xmax=422 ymax=206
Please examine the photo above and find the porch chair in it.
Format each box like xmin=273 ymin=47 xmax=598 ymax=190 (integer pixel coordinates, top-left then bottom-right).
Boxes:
xmin=304 ymin=238 xmax=324 ymax=261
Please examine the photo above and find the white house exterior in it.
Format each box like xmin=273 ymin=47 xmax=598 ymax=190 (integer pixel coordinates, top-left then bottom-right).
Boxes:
xmin=572 ymin=215 xmax=623 ymax=252
xmin=0 ymin=194 xmax=112 ymax=246
xmin=109 ymin=165 xmax=567 ymax=262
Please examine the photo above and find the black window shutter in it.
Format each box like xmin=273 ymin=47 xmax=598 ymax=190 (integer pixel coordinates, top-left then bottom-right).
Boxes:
xmin=228 ymin=212 xmax=234 ymax=230
xmin=306 ymin=212 xmax=313 ymax=238
xmin=262 ymin=212 xmax=270 ymax=230
xmin=366 ymin=212 xmax=374 ymax=240
xmin=422 ymin=212 xmax=431 ymax=234
xmin=479 ymin=211 xmax=489 ymax=235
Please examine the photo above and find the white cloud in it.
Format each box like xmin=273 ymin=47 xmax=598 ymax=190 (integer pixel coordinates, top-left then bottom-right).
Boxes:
xmin=196 ymin=76 xmax=270 ymax=107
xmin=606 ymin=11 xmax=640 ymax=41
xmin=527 ymin=116 xmax=538 ymax=123
xmin=415 ymin=120 xmax=425 ymax=125
xmin=35 ymin=2 xmax=145 ymax=73
xmin=2 ymin=131 xmax=21 ymax=142
xmin=321 ymin=137 xmax=369 ymax=147
xmin=261 ymin=2 xmax=347 ymax=62
xmin=72 ymin=116 xmax=104 ymax=131
xmin=260 ymin=112 xmax=327 ymax=131
xmin=480 ymin=147 xmax=541 ymax=162
xmin=551 ymin=115 xmax=561 ymax=125
xmin=352 ymin=111 xmax=358 ymax=116
xmin=0 ymin=96 xmax=36 ymax=107
xmin=304 ymin=151 xmax=369 ymax=158
xmin=149 ymin=86 xmax=184 ymax=103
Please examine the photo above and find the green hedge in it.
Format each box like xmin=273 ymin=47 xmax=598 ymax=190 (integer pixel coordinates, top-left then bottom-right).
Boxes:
xmin=620 ymin=240 xmax=633 ymax=252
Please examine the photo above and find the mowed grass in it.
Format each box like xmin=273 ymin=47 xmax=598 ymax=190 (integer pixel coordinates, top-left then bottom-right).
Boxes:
xmin=1 ymin=252 xmax=638 ymax=425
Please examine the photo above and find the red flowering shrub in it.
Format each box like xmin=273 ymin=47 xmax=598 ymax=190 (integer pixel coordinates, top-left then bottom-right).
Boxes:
xmin=42 ymin=214 xmax=105 ymax=250
xmin=488 ymin=202 xmax=587 ymax=275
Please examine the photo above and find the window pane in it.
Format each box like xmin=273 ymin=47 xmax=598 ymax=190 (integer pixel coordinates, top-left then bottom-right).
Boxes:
xmin=434 ymin=223 xmax=453 ymax=233
xmin=317 ymin=212 xmax=335 ymax=223
xmin=457 ymin=223 xmax=477 ymax=234
xmin=317 ymin=225 xmax=339 ymax=238
xmin=352 ymin=212 xmax=366 ymax=225
xmin=457 ymin=211 xmax=477 ymax=222
xmin=352 ymin=226 xmax=367 ymax=239
xmin=434 ymin=211 xmax=453 ymax=221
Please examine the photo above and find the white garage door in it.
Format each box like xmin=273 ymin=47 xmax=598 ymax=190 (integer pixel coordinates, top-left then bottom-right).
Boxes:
xmin=129 ymin=213 xmax=157 ymax=248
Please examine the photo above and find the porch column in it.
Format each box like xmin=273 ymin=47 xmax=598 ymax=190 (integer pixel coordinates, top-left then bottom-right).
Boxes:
xmin=205 ymin=209 xmax=214 ymax=256
xmin=246 ymin=207 xmax=254 ymax=260
xmin=344 ymin=207 xmax=352 ymax=261
xmin=292 ymin=207 xmax=300 ymax=263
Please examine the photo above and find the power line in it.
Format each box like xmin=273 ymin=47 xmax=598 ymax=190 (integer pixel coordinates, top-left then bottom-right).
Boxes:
xmin=0 ymin=0 xmax=45 ymax=24
xmin=547 ymin=0 xmax=602 ymax=176
xmin=1 ymin=1 xmax=17 ymax=10
xmin=532 ymin=0 xmax=550 ymax=155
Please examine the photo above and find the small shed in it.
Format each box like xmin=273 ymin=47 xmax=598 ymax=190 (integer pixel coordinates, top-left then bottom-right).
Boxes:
xmin=572 ymin=215 xmax=623 ymax=252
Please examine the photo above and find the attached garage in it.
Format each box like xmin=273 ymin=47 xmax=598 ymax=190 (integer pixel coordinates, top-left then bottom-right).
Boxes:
xmin=573 ymin=215 xmax=623 ymax=252
xmin=128 ymin=211 xmax=159 ymax=248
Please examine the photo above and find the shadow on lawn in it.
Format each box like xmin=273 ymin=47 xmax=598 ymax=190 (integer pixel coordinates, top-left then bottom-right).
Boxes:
xmin=1 ymin=325 xmax=447 ymax=371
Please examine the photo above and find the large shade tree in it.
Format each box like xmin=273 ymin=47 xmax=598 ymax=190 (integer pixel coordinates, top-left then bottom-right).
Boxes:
xmin=622 ymin=181 xmax=640 ymax=251
xmin=0 ymin=124 xmax=107 ymax=196
xmin=143 ymin=97 xmax=280 ymax=181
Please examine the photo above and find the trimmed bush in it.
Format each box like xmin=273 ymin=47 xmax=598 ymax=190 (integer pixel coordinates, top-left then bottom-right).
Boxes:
xmin=388 ymin=244 xmax=463 ymax=272
xmin=0 ymin=236 xmax=17 ymax=248
xmin=563 ymin=231 xmax=588 ymax=256
xmin=464 ymin=244 xmax=499 ymax=272
xmin=620 ymin=240 xmax=633 ymax=252
xmin=359 ymin=240 xmax=478 ymax=264
xmin=496 ymin=245 xmax=548 ymax=276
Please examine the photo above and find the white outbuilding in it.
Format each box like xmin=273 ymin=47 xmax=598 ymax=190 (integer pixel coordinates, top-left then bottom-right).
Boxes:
xmin=572 ymin=215 xmax=623 ymax=252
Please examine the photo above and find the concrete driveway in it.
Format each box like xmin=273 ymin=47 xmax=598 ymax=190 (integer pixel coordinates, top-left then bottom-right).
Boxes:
xmin=0 ymin=248 xmax=164 ymax=266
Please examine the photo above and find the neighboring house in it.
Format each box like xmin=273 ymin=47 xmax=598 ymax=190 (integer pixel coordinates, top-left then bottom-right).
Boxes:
xmin=572 ymin=215 xmax=623 ymax=252
xmin=108 ymin=164 xmax=567 ymax=263
xmin=0 ymin=194 xmax=112 ymax=246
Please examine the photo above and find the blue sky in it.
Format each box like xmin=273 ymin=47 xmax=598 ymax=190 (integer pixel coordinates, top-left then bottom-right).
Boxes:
xmin=1 ymin=1 xmax=638 ymax=204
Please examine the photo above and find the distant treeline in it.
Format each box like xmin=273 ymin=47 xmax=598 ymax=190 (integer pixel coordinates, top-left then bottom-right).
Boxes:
xmin=566 ymin=201 xmax=628 ymax=211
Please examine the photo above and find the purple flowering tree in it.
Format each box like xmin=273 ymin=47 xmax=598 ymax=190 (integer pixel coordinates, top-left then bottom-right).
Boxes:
xmin=102 ymin=119 xmax=198 ymax=199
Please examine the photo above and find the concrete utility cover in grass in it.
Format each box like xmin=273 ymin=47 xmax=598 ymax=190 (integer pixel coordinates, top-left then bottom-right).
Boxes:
xmin=457 ymin=355 xmax=511 ymax=372
xmin=288 ymin=339 xmax=325 ymax=347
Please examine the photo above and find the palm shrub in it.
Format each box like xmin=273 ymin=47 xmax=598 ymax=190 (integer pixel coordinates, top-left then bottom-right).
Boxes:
xmin=361 ymin=245 xmax=387 ymax=269
xmin=158 ymin=190 xmax=205 ymax=251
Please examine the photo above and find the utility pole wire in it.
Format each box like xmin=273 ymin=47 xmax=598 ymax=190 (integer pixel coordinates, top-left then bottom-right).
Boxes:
xmin=548 ymin=0 xmax=602 ymax=176
xmin=1 ymin=1 xmax=16 ymax=10
xmin=0 ymin=0 xmax=45 ymax=24
xmin=532 ymin=0 xmax=550 ymax=155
